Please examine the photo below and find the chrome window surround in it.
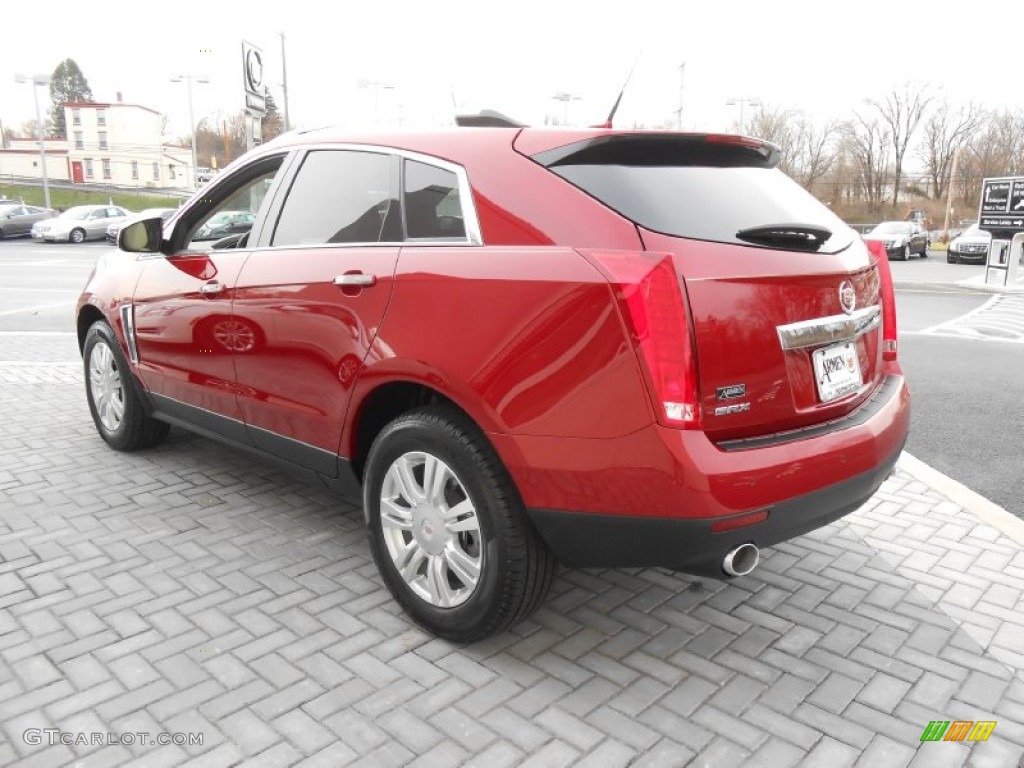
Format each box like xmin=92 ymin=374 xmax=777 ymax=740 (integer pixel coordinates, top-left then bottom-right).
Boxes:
xmin=119 ymin=303 xmax=138 ymax=363
xmin=250 ymin=143 xmax=483 ymax=252
xmin=776 ymin=305 xmax=881 ymax=351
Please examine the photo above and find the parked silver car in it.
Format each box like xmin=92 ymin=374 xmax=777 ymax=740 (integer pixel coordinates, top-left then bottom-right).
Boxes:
xmin=0 ymin=205 xmax=56 ymax=239
xmin=106 ymin=208 xmax=177 ymax=243
xmin=31 ymin=205 xmax=131 ymax=243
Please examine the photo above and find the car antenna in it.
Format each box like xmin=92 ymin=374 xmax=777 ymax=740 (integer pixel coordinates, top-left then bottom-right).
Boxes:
xmin=592 ymin=51 xmax=642 ymax=129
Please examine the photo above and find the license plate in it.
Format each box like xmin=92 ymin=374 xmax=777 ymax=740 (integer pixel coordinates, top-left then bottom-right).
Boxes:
xmin=812 ymin=341 xmax=862 ymax=402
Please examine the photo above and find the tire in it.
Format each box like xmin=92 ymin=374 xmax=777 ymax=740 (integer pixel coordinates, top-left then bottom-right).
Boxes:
xmin=364 ymin=406 xmax=556 ymax=642
xmin=0 ymin=228 xmax=6 ymax=240
xmin=901 ymin=244 xmax=910 ymax=261
xmin=947 ymin=254 xmax=955 ymax=264
xmin=70 ymin=228 xmax=86 ymax=244
xmin=83 ymin=320 xmax=169 ymax=451
xmin=921 ymin=243 xmax=929 ymax=258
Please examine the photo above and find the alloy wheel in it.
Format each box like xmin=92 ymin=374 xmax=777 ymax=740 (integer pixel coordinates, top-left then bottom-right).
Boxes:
xmin=88 ymin=340 xmax=125 ymax=432
xmin=379 ymin=451 xmax=482 ymax=608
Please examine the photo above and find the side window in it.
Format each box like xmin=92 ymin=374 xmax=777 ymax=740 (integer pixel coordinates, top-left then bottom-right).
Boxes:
xmin=403 ymin=160 xmax=466 ymax=240
xmin=181 ymin=154 xmax=285 ymax=250
xmin=272 ymin=150 xmax=395 ymax=247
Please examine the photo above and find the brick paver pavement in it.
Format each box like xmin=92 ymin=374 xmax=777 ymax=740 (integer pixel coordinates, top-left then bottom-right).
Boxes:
xmin=1 ymin=337 xmax=1022 ymax=767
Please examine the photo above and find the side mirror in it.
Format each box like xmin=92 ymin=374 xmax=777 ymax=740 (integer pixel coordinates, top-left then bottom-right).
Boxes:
xmin=118 ymin=217 xmax=163 ymax=253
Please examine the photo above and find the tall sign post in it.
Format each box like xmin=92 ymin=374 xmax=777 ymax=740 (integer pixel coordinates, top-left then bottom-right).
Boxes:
xmin=242 ymin=41 xmax=266 ymax=152
xmin=978 ymin=177 xmax=1024 ymax=287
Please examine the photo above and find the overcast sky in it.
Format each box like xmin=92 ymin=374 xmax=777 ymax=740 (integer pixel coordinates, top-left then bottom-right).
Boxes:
xmin=3 ymin=0 xmax=1022 ymax=140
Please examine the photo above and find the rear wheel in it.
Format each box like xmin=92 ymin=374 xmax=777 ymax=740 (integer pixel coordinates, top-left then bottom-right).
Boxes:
xmin=364 ymin=406 xmax=556 ymax=642
xmin=83 ymin=320 xmax=169 ymax=451
xmin=70 ymin=228 xmax=86 ymax=244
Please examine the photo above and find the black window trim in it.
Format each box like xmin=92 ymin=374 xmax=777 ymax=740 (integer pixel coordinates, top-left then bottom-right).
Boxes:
xmin=247 ymin=143 xmax=483 ymax=252
xmin=162 ymin=150 xmax=294 ymax=255
xmin=262 ymin=147 xmax=401 ymax=250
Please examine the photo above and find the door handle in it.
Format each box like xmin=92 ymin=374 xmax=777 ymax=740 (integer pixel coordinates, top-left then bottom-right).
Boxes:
xmin=200 ymin=281 xmax=225 ymax=295
xmin=333 ymin=273 xmax=376 ymax=288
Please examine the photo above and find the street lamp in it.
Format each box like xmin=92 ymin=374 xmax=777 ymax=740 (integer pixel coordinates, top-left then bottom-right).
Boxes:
xmin=357 ymin=80 xmax=396 ymax=127
xmin=170 ymin=74 xmax=209 ymax=189
xmin=726 ymin=97 xmax=760 ymax=131
xmin=552 ymin=92 xmax=582 ymax=125
xmin=14 ymin=74 xmax=52 ymax=210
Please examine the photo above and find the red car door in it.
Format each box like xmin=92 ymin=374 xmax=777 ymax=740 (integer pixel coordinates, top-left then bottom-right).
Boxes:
xmin=131 ymin=155 xmax=288 ymax=441
xmin=230 ymin=149 xmax=400 ymax=474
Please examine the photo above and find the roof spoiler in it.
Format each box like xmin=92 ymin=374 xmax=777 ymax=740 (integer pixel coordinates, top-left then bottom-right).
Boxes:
xmin=455 ymin=109 xmax=527 ymax=128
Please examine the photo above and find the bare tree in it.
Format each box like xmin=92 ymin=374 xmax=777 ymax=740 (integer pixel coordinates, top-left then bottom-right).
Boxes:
xmin=869 ymin=84 xmax=933 ymax=209
xmin=843 ymin=112 xmax=891 ymax=210
xmin=745 ymin=105 xmax=798 ymax=172
xmin=957 ymin=110 xmax=1024 ymax=204
xmin=790 ymin=119 xmax=839 ymax=193
xmin=918 ymin=100 xmax=985 ymax=201
xmin=744 ymin=105 xmax=839 ymax=192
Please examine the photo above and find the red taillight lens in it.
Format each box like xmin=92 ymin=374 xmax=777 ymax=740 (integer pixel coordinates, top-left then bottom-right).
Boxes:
xmin=581 ymin=250 xmax=700 ymax=428
xmin=865 ymin=239 xmax=898 ymax=361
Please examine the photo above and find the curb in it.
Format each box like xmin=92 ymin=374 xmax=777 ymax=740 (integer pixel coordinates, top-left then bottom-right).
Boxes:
xmin=893 ymin=279 xmax=1024 ymax=295
xmin=897 ymin=451 xmax=1024 ymax=547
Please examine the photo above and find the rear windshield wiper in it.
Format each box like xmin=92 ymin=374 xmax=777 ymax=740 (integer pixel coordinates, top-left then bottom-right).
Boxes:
xmin=736 ymin=223 xmax=832 ymax=250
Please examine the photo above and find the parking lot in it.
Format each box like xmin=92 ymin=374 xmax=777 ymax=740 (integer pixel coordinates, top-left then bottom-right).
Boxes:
xmin=1 ymin=239 xmax=1023 ymax=767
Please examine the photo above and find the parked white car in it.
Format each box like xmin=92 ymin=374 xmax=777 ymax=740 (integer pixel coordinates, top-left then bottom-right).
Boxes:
xmin=32 ymin=205 xmax=131 ymax=243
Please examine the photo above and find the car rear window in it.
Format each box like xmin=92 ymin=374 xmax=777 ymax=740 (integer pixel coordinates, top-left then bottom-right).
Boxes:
xmin=533 ymin=135 xmax=854 ymax=253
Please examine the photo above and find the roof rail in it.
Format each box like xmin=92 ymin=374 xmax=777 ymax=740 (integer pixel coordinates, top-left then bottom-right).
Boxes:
xmin=454 ymin=109 xmax=527 ymax=128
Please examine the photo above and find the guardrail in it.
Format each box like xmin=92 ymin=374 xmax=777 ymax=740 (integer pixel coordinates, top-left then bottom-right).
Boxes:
xmin=0 ymin=175 xmax=192 ymax=198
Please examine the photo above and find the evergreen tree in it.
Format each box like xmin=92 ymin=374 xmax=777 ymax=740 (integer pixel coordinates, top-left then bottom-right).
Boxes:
xmin=49 ymin=59 xmax=94 ymax=138
xmin=262 ymin=88 xmax=284 ymax=141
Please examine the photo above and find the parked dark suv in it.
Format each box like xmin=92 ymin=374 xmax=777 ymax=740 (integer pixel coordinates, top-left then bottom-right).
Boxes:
xmin=77 ymin=126 xmax=909 ymax=640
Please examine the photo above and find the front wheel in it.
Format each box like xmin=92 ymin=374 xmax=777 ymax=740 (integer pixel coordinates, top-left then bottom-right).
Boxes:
xmin=364 ymin=406 xmax=556 ymax=642
xmin=901 ymin=244 xmax=910 ymax=261
xmin=70 ymin=228 xmax=86 ymax=244
xmin=83 ymin=320 xmax=169 ymax=451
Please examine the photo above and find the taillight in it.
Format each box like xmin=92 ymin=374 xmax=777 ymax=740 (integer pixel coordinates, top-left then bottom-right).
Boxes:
xmin=580 ymin=250 xmax=700 ymax=428
xmin=865 ymin=239 xmax=898 ymax=361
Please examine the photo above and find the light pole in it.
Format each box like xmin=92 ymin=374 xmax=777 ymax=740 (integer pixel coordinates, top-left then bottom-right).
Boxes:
xmin=357 ymin=80 xmax=396 ymax=127
xmin=726 ymin=97 xmax=760 ymax=132
xmin=14 ymin=74 xmax=52 ymax=209
xmin=552 ymin=92 xmax=582 ymax=125
xmin=170 ymin=74 xmax=209 ymax=189
xmin=278 ymin=32 xmax=290 ymax=132
xmin=675 ymin=63 xmax=686 ymax=130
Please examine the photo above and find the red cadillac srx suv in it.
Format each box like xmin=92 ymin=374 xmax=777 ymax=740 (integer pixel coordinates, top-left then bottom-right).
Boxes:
xmin=77 ymin=126 xmax=910 ymax=641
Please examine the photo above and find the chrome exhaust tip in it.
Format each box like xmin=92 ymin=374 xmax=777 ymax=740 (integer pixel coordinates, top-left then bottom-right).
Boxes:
xmin=722 ymin=543 xmax=759 ymax=577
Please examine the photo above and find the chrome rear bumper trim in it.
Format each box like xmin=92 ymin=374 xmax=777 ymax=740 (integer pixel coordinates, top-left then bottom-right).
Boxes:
xmin=776 ymin=305 xmax=881 ymax=351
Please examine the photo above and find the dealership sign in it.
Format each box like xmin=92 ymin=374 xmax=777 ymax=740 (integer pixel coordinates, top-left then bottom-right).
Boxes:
xmin=978 ymin=176 xmax=1024 ymax=233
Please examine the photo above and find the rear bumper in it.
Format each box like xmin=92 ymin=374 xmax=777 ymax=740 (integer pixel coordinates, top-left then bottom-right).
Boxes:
xmin=527 ymin=440 xmax=903 ymax=575
xmin=492 ymin=374 xmax=910 ymax=573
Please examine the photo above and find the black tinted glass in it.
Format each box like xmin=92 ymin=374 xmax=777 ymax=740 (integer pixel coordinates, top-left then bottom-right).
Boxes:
xmin=550 ymin=163 xmax=853 ymax=252
xmin=273 ymin=150 xmax=395 ymax=246
xmin=404 ymin=160 xmax=465 ymax=240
